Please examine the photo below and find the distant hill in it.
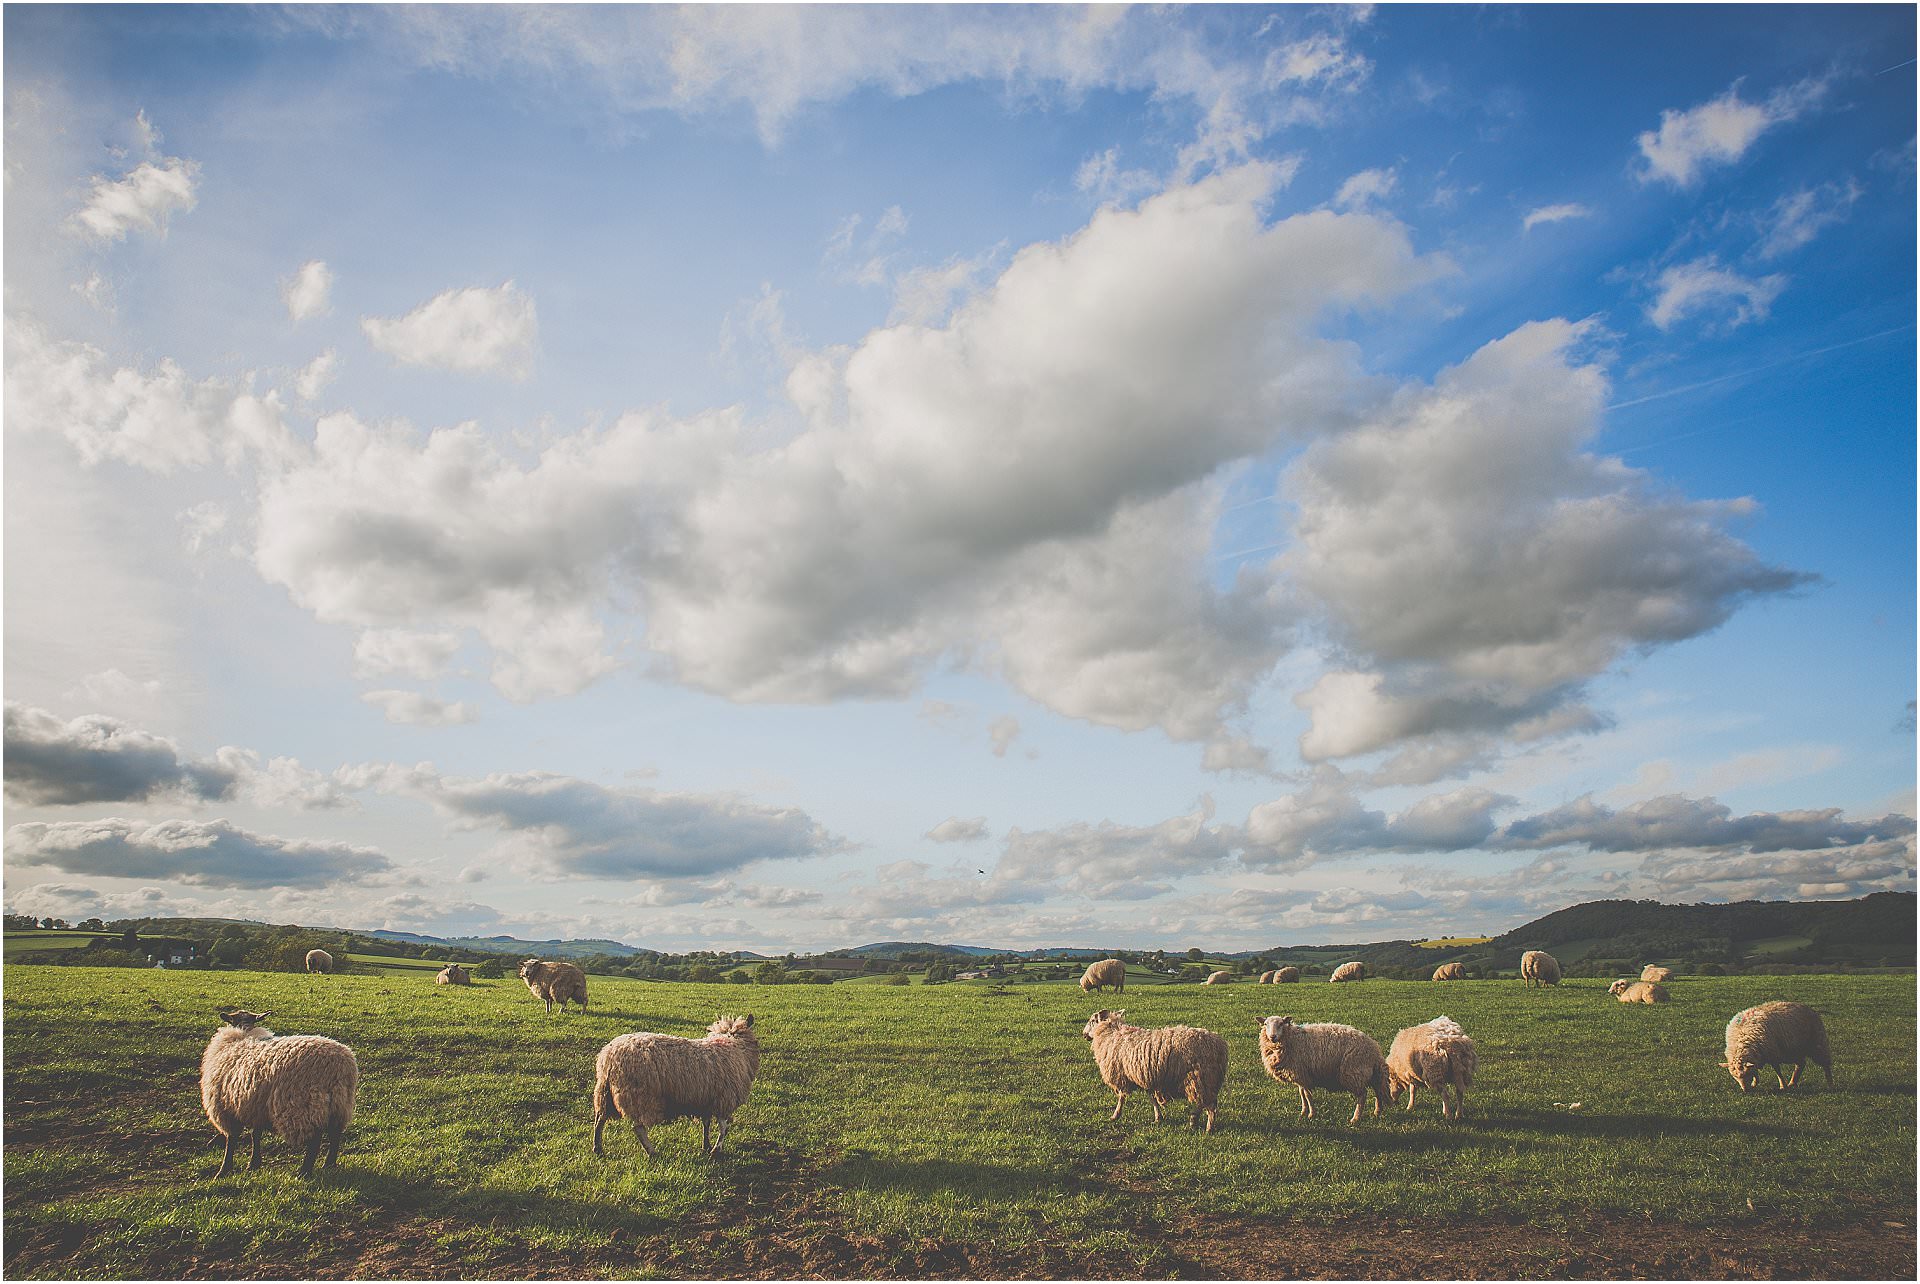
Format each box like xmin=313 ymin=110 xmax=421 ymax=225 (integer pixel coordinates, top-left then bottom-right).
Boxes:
xmin=363 ymin=930 xmax=647 ymax=959
xmin=842 ymin=941 xmax=1006 ymax=959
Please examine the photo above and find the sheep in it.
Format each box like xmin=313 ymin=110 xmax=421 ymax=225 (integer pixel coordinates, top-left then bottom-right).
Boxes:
xmin=200 ymin=1009 xmax=357 ymax=1178
xmin=1431 ymin=962 xmax=1466 ymax=982
xmin=1080 ymin=958 xmax=1126 ymax=993
xmin=1273 ymin=966 xmax=1300 ymax=984
xmin=436 ymin=963 xmax=470 ymax=986
xmin=593 ymin=1015 xmax=761 ymax=1159
xmin=1722 ymin=1001 xmax=1832 ymax=1092
xmin=304 ymin=949 xmax=333 ymax=975
xmin=1257 ymin=1015 xmax=1390 ymax=1125
xmin=1641 ymin=964 xmax=1674 ymax=984
xmin=1519 ymin=950 xmax=1561 ymax=987
xmin=1384 ymin=1016 xmax=1477 ymax=1120
xmin=1329 ymin=961 xmax=1366 ymax=983
xmin=520 ymin=958 xmax=589 ymax=1013
xmin=1204 ymin=970 xmax=1230 ymax=985
xmin=1081 ymin=1009 xmax=1227 ymax=1132
xmin=1609 ymin=979 xmax=1671 ymax=1004
xmin=1258 ymin=970 xmax=1275 ymax=984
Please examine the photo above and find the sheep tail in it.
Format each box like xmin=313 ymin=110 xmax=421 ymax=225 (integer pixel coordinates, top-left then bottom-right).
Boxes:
xmin=594 ymin=1077 xmax=617 ymax=1122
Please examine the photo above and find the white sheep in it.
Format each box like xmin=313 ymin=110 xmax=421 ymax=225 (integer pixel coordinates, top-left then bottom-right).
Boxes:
xmin=1080 ymin=959 xmax=1126 ymax=993
xmin=1204 ymin=970 xmax=1230 ymax=985
xmin=200 ymin=1009 xmax=357 ymax=1178
xmin=1641 ymin=964 xmax=1674 ymax=984
xmin=1258 ymin=970 xmax=1276 ymax=984
xmin=1329 ymin=961 xmax=1366 ymax=983
xmin=1431 ymin=962 xmax=1466 ymax=982
xmin=520 ymin=958 xmax=589 ymax=1013
xmin=1723 ymin=1001 xmax=1832 ymax=1091
xmin=1384 ymin=1016 xmax=1477 ymax=1120
xmin=1273 ymin=966 xmax=1300 ymax=983
xmin=1520 ymin=950 xmax=1561 ymax=987
xmin=304 ymin=948 xmax=333 ymax=975
xmin=1609 ymin=979 xmax=1670 ymax=1004
xmin=1081 ymin=1009 xmax=1227 ymax=1132
xmin=593 ymin=1015 xmax=761 ymax=1159
xmin=1257 ymin=1015 xmax=1389 ymax=1125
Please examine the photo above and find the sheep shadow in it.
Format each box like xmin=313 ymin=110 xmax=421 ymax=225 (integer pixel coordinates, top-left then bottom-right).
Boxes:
xmin=825 ymin=1151 xmax=1057 ymax=1199
xmin=1282 ymin=1108 xmax=1800 ymax=1153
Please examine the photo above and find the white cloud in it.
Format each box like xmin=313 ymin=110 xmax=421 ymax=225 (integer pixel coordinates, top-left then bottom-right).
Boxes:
xmin=69 ymin=157 xmax=199 ymax=241
xmin=1754 ymin=180 xmax=1861 ymax=260
xmin=1495 ymin=793 xmax=1912 ymax=855
xmin=72 ymin=272 xmax=115 ymax=313
xmin=1333 ymin=166 xmax=1396 ymax=210
xmin=1647 ymin=257 xmax=1786 ymax=331
xmin=926 ymin=816 xmax=989 ymax=843
xmin=361 ymin=281 xmax=538 ymax=379
xmin=987 ymin=716 xmax=1021 ymax=759
xmin=996 ymin=803 xmax=1232 ymax=900
xmin=1075 ymin=147 xmax=1159 ymax=207
xmin=294 ymin=348 xmax=340 ymax=401
xmin=283 ymin=260 xmax=334 ymax=321
xmin=6 ymin=817 xmax=392 ymax=889
xmin=178 ymin=501 xmax=231 ymax=555
xmin=359 ymin=689 xmax=478 ymax=727
xmin=1635 ymin=78 xmax=1827 ymax=188
xmin=1238 ymin=769 xmax=1512 ymax=869
xmin=1521 ymin=202 xmax=1591 ymax=232
xmin=352 ymin=628 xmax=462 ymax=680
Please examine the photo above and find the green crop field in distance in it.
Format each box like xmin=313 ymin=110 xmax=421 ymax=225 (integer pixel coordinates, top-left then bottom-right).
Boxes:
xmin=3 ymin=965 xmax=1913 ymax=1279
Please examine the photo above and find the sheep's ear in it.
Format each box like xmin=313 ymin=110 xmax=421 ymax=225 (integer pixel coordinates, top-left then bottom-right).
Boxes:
xmin=744 ymin=1013 xmax=754 ymax=1027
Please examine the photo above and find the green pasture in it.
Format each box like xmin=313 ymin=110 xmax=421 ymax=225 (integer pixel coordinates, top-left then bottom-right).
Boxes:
xmin=3 ymin=965 xmax=1912 ymax=1278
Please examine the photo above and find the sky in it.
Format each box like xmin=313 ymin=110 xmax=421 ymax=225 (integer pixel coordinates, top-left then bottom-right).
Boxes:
xmin=3 ymin=4 xmax=1914 ymax=954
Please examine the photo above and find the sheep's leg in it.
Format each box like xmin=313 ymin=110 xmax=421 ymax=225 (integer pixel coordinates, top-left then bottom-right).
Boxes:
xmin=1201 ymin=1106 xmax=1215 ymax=1134
xmin=1822 ymin=1059 xmax=1833 ymax=1086
xmin=1349 ymin=1092 xmax=1365 ymax=1125
xmin=325 ymin=1123 xmax=343 ymax=1168
xmin=1110 ymin=1088 xmax=1127 ymax=1121
xmin=300 ymin=1135 xmax=322 ymax=1178
xmin=1404 ymin=1083 xmax=1417 ymax=1112
xmin=1296 ymin=1085 xmax=1312 ymax=1118
xmin=632 ymin=1124 xmax=658 ymax=1160
xmin=1786 ymin=1061 xmax=1803 ymax=1089
xmin=248 ymin=1131 xmax=263 ymax=1171
xmin=1773 ymin=1064 xmax=1789 ymax=1091
xmin=215 ymin=1131 xmax=238 ymax=1178
xmin=593 ymin=1116 xmax=608 ymax=1156
xmin=1150 ymin=1092 xmax=1166 ymax=1124
xmin=712 ymin=1117 xmax=730 ymax=1157
xmin=702 ymin=1117 xmax=712 ymax=1154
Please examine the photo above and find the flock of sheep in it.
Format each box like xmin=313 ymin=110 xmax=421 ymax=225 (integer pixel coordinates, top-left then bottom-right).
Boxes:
xmin=198 ymin=949 xmax=1835 ymax=1176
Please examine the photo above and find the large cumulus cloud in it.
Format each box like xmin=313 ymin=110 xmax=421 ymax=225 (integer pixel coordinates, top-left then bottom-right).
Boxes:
xmin=5 ymin=817 xmax=393 ymax=889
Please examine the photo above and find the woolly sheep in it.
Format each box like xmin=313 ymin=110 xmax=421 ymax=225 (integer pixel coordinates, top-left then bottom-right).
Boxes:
xmin=594 ymin=1015 xmax=761 ymax=1159
xmin=1723 ymin=1001 xmax=1832 ymax=1092
xmin=1081 ymin=1009 xmax=1227 ymax=1132
xmin=1258 ymin=970 xmax=1275 ymax=984
xmin=305 ymin=949 xmax=333 ymax=975
xmin=1204 ymin=970 xmax=1230 ymax=985
xmin=1519 ymin=950 xmax=1561 ymax=987
xmin=1258 ymin=1015 xmax=1390 ymax=1125
xmin=436 ymin=963 xmax=470 ymax=986
xmin=1641 ymin=965 xmax=1674 ymax=984
xmin=1329 ymin=961 xmax=1366 ymax=983
xmin=201 ymin=1009 xmax=357 ymax=1178
xmin=1431 ymin=962 xmax=1466 ymax=982
xmin=1273 ymin=966 xmax=1300 ymax=984
xmin=1384 ymin=1016 xmax=1477 ymax=1120
xmin=520 ymin=958 xmax=589 ymax=1013
xmin=1609 ymin=979 xmax=1671 ymax=1004
xmin=1080 ymin=959 xmax=1126 ymax=993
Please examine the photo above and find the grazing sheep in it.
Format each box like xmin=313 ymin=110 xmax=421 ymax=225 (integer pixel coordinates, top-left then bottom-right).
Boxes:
xmin=201 ymin=1010 xmax=357 ymax=1178
xmin=1329 ymin=961 xmax=1366 ymax=983
xmin=1258 ymin=1015 xmax=1390 ymax=1125
xmin=594 ymin=1015 xmax=760 ymax=1159
xmin=1609 ymin=979 xmax=1671 ymax=1004
xmin=1080 ymin=959 xmax=1126 ymax=993
xmin=436 ymin=963 xmax=470 ymax=986
xmin=1431 ymin=962 xmax=1466 ymax=982
xmin=1385 ymin=1016 xmax=1478 ymax=1120
xmin=520 ymin=958 xmax=589 ymax=1013
xmin=1273 ymin=966 xmax=1300 ymax=984
xmin=1641 ymin=965 xmax=1674 ymax=984
xmin=1258 ymin=970 xmax=1276 ymax=984
xmin=1519 ymin=950 xmax=1561 ymax=987
xmin=1723 ymin=1001 xmax=1832 ymax=1092
xmin=1081 ymin=1009 xmax=1227 ymax=1132
xmin=304 ymin=949 xmax=333 ymax=975
xmin=1204 ymin=970 xmax=1230 ymax=985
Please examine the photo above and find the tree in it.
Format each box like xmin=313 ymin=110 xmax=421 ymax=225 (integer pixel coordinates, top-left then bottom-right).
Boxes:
xmin=754 ymin=961 xmax=786 ymax=985
xmin=79 ymin=918 xmax=106 ymax=933
xmin=1186 ymin=947 xmax=1204 ymax=962
xmin=925 ymin=961 xmax=953 ymax=983
xmin=475 ymin=957 xmax=505 ymax=979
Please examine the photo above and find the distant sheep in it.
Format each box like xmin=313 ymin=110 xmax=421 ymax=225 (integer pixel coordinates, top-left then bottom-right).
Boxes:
xmin=594 ymin=1015 xmax=761 ymax=1159
xmin=1205 ymin=970 xmax=1230 ymax=985
xmin=1258 ymin=970 xmax=1276 ymax=984
xmin=1082 ymin=1009 xmax=1227 ymax=1132
xmin=1385 ymin=1016 xmax=1477 ymax=1120
xmin=1723 ymin=1001 xmax=1832 ymax=1092
xmin=1273 ymin=966 xmax=1300 ymax=984
xmin=201 ymin=1009 xmax=357 ymax=1178
xmin=1431 ymin=962 xmax=1466 ymax=982
xmin=1258 ymin=1015 xmax=1389 ymax=1125
xmin=520 ymin=959 xmax=588 ymax=1013
xmin=1329 ymin=961 xmax=1366 ymax=983
xmin=304 ymin=949 xmax=333 ymax=975
xmin=1519 ymin=950 xmax=1560 ymax=987
xmin=436 ymin=964 xmax=470 ymax=986
xmin=1609 ymin=979 xmax=1670 ymax=1004
xmin=1641 ymin=965 xmax=1674 ymax=984
xmin=1080 ymin=959 xmax=1126 ymax=993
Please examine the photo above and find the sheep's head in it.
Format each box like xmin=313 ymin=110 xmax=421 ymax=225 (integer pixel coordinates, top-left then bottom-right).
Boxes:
xmin=1259 ymin=1015 xmax=1295 ymax=1047
xmin=1082 ymin=1010 xmax=1124 ymax=1040
xmin=708 ymin=1014 xmax=755 ymax=1038
xmin=219 ymin=1009 xmax=270 ymax=1029
xmin=1608 ymin=979 xmax=1629 ymax=995
xmin=519 ymin=959 xmax=542 ymax=980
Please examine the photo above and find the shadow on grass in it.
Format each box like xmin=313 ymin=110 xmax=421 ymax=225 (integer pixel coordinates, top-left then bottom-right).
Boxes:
xmin=826 ymin=1151 xmax=1059 ymax=1197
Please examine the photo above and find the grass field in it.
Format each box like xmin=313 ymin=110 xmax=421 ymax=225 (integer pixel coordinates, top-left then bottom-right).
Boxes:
xmin=4 ymin=965 xmax=1913 ymax=1279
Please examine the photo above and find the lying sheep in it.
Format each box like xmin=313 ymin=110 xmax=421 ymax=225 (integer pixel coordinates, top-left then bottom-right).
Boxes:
xmin=1273 ymin=966 xmax=1300 ymax=984
xmin=1257 ymin=1015 xmax=1389 ymax=1125
xmin=1204 ymin=970 xmax=1230 ymax=985
xmin=305 ymin=949 xmax=333 ymax=975
xmin=594 ymin=1015 xmax=760 ymax=1159
xmin=1385 ymin=1016 xmax=1477 ymax=1120
xmin=1080 ymin=959 xmax=1126 ymax=993
xmin=436 ymin=963 xmax=470 ymax=986
xmin=1329 ymin=961 xmax=1366 ymax=983
xmin=1520 ymin=950 xmax=1560 ymax=987
xmin=520 ymin=958 xmax=589 ymax=1013
xmin=1609 ymin=979 xmax=1670 ymax=1004
xmin=1082 ymin=1009 xmax=1227 ymax=1132
xmin=1724 ymin=1001 xmax=1832 ymax=1092
xmin=1641 ymin=965 xmax=1674 ymax=984
xmin=1431 ymin=962 xmax=1466 ymax=982
xmin=201 ymin=1009 xmax=357 ymax=1178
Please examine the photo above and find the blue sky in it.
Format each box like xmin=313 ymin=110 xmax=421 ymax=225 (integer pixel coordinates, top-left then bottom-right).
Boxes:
xmin=4 ymin=4 xmax=1913 ymax=951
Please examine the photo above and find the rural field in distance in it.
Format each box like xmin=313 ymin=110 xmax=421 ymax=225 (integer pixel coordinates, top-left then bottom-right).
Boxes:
xmin=4 ymin=964 xmax=1913 ymax=1279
